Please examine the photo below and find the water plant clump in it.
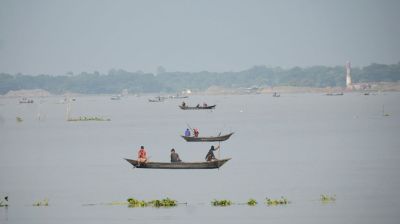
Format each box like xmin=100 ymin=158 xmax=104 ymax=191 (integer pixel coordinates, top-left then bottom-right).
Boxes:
xmin=211 ymin=199 xmax=232 ymax=206
xmin=16 ymin=117 xmax=23 ymax=122
xmin=127 ymin=198 xmax=148 ymax=207
xmin=33 ymin=199 xmax=49 ymax=206
xmin=247 ymin=198 xmax=257 ymax=206
xmin=148 ymin=198 xmax=177 ymax=207
xmin=320 ymin=194 xmax=336 ymax=202
xmin=265 ymin=197 xmax=289 ymax=205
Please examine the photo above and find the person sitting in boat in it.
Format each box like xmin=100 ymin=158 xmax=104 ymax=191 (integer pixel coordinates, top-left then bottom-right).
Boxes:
xmin=203 ymin=102 xmax=208 ymax=107
xmin=193 ymin=128 xmax=199 ymax=137
xmin=170 ymin=148 xmax=182 ymax=163
xmin=0 ymin=196 xmax=8 ymax=207
xmin=185 ymin=128 xmax=191 ymax=137
xmin=205 ymin=145 xmax=220 ymax=161
xmin=196 ymin=104 xmax=200 ymax=108
xmin=137 ymin=146 xmax=148 ymax=164
xmin=182 ymin=101 xmax=186 ymax=107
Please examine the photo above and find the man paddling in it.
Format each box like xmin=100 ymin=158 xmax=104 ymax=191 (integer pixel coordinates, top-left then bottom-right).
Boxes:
xmin=205 ymin=145 xmax=220 ymax=161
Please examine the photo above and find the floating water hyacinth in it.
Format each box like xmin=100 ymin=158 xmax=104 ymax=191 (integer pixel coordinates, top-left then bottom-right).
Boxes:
xmin=16 ymin=117 xmax=23 ymax=122
xmin=265 ymin=197 xmax=289 ymax=205
xmin=247 ymin=198 xmax=257 ymax=206
xmin=127 ymin=198 xmax=148 ymax=207
xmin=320 ymin=194 xmax=336 ymax=202
xmin=33 ymin=199 xmax=49 ymax=206
xmin=211 ymin=199 xmax=232 ymax=206
xmin=148 ymin=198 xmax=177 ymax=207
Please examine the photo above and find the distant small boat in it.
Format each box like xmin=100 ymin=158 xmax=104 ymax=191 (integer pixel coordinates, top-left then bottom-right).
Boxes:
xmin=124 ymin=158 xmax=231 ymax=169
xmin=19 ymin=98 xmax=34 ymax=103
xmin=181 ymin=132 xmax=234 ymax=142
xmin=169 ymin=94 xmax=189 ymax=99
xmin=326 ymin=92 xmax=343 ymax=96
xmin=148 ymin=97 xmax=165 ymax=102
xmin=110 ymin=95 xmax=121 ymax=100
xmin=272 ymin=92 xmax=280 ymax=97
xmin=179 ymin=105 xmax=216 ymax=110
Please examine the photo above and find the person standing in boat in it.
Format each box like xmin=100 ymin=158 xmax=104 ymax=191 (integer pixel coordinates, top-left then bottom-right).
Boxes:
xmin=185 ymin=128 xmax=191 ymax=137
xmin=170 ymin=148 xmax=182 ymax=162
xmin=137 ymin=146 xmax=148 ymax=164
xmin=193 ymin=128 xmax=199 ymax=137
xmin=182 ymin=101 xmax=186 ymax=107
xmin=205 ymin=145 xmax=220 ymax=161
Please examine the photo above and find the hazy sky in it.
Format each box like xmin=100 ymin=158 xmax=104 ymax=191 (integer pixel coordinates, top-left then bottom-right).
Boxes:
xmin=0 ymin=0 xmax=399 ymax=75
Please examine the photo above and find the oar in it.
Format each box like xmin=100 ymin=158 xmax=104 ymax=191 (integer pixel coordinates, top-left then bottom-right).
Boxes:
xmin=186 ymin=123 xmax=194 ymax=132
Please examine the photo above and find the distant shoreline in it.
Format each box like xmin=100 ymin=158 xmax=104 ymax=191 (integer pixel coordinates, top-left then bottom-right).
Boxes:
xmin=1 ymin=82 xmax=400 ymax=98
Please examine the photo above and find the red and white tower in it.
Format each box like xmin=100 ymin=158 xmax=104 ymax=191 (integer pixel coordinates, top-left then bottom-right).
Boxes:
xmin=346 ymin=61 xmax=352 ymax=88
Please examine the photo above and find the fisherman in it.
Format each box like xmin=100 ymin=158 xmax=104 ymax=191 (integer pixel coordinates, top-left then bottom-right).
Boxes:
xmin=196 ymin=104 xmax=200 ymax=108
xmin=170 ymin=148 xmax=182 ymax=162
xmin=182 ymin=101 xmax=186 ymax=107
xmin=193 ymin=128 xmax=199 ymax=137
xmin=185 ymin=128 xmax=191 ymax=137
xmin=205 ymin=145 xmax=220 ymax=161
xmin=137 ymin=146 xmax=148 ymax=164
xmin=0 ymin=196 xmax=8 ymax=207
xmin=203 ymin=102 xmax=207 ymax=107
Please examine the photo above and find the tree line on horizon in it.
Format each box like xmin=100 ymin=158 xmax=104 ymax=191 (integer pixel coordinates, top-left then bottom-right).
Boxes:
xmin=0 ymin=62 xmax=399 ymax=95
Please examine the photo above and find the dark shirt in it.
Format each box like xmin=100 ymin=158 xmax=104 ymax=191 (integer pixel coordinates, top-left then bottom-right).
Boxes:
xmin=205 ymin=150 xmax=215 ymax=161
xmin=171 ymin=152 xmax=181 ymax=162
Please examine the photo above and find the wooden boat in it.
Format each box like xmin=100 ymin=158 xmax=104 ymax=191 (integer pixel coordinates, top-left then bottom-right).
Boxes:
xmin=179 ymin=105 xmax=216 ymax=110
xmin=272 ymin=92 xmax=280 ymax=97
xmin=110 ymin=95 xmax=121 ymax=100
xmin=148 ymin=97 xmax=165 ymax=102
xmin=181 ymin=132 xmax=234 ymax=142
xmin=326 ymin=92 xmax=343 ymax=96
xmin=124 ymin=158 xmax=231 ymax=169
xmin=19 ymin=98 xmax=34 ymax=103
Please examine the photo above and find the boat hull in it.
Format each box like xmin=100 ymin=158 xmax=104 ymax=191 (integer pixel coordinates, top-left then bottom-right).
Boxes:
xmin=125 ymin=158 xmax=231 ymax=169
xmin=181 ymin=132 xmax=234 ymax=142
xmin=179 ymin=105 xmax=216 ymax=110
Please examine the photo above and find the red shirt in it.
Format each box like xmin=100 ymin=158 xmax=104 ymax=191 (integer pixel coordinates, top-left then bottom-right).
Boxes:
xmin=138 ymin=148 xmax=147 ymax=159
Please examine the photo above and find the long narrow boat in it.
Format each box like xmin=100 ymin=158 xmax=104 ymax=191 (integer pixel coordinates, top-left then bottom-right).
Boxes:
xmin=181 ymin=132 xmax=234 ymax=142
xmin=179 ymin=105 xmax=216 ymax=110
xmin=124 ymin=158 xmax=231 ymax=169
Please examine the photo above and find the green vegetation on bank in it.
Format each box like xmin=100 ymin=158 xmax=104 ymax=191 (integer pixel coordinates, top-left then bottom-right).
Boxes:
xmin=1 ymin=63 xmax=400 ymax=94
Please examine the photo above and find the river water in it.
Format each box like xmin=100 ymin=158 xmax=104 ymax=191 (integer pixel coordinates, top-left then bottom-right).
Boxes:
xmin=0 ymin=92 xmax=399 ymax=224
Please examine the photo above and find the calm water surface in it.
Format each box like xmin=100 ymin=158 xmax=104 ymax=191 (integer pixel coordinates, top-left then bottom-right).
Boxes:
xmin=0 ymin=93 xmax=399 ymax=224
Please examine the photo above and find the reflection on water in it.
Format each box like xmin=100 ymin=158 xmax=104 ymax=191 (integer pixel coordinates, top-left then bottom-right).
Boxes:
xmin=0 ymin=93 xmax=400 ymax=224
